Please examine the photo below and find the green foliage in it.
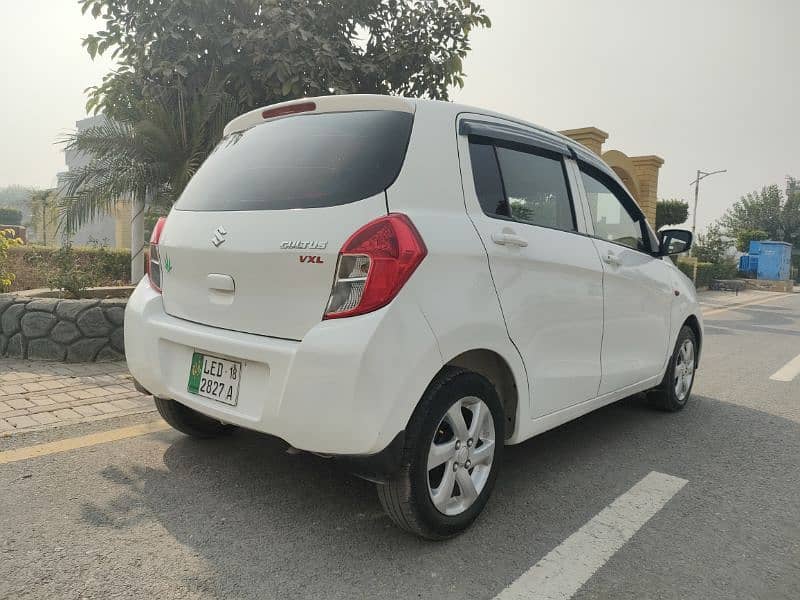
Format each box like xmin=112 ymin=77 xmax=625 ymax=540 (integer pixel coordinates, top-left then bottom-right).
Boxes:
xmin=655 ymin=199 xmax=688 ymax=230
xmin=718 ymin=177 xmax=800 ymax=248
xmin=676 ymin=259 xmax=739 ymax=288
xmin=63 ymin=1 xmax=490 ymax=234
xmin=693 ymin=223 xmax=733 ymax=264
xmin=734 ymin=229 xmax=769 ymax=253
xmin=28 ymin=189 xmax=60 ymax=245
xmin=58 ymin=82 xmax=237 ymax=234
xmin=80 ymin=0 xmax=491 ymax=117
xmin=0 ymin=207 xmax=23 ymax=225
xmin=19 ymin=244 xmax=130 ymax=298
xmin=0 ymin=228 xmax=24 ymax=290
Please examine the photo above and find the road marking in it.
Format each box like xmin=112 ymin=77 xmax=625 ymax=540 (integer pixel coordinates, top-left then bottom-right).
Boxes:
xmin=493 ymin=471 xmax=688 ymax=600
xmin=770 ymin=352 xmax=800 ymax=382
xmin=702 ymin=293 xmax=793 ymax=317
xmin=0 ymin=420 xmax=170 ymax=465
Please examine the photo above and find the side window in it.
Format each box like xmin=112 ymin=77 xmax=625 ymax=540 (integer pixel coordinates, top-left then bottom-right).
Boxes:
xmin=580 ymin=169 xmax=648 ymax=252
xmin=468 ymin=140 xmax=508 ymax=217
xmin=468 ymin=138 xmax=576 ymax=232
xmin=495 ymin=145 xmax=576 ymax=231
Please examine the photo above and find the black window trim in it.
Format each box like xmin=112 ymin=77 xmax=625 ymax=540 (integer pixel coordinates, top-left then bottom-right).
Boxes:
xmin=577 ymin=160 xmax=656 ymax=255
xmin=468 ymin=135 xmax=580 ymax=235
xmin=460 ymin=118 xmax=572 ymax=158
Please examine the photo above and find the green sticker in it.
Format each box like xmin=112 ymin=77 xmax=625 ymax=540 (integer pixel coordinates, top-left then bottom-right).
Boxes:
xmin=163 ymin=253 xmax=173 ymax=273
xmin=188 ymin=353 xmax=203 ymax=394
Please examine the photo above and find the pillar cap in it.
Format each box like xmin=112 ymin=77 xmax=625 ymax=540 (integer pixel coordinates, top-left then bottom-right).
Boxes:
xmin=630 ymin=155 xmax=665 ymax=168
xmin=559 ymin=126 xmax=609 ymax=143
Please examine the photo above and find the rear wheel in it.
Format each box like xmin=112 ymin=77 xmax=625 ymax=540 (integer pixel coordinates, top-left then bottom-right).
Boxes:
xmin=650 ymin=325 xmax=697 ymax=412
xmin=154 ymin=397 xmax=237 ymax=438
xmin=377 ymin=368 xmax=504 ymax=540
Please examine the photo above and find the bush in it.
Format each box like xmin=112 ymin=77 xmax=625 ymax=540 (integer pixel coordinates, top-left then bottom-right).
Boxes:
xmin=676 ymin=259 xmax=739 ymax=288
xmin=0 ymin=228 xmax=24 ymax=290
xmin=6 ymin=244 xmax=130 ymax=294
xmin=0 ymin=206 xmax=23 ymax=226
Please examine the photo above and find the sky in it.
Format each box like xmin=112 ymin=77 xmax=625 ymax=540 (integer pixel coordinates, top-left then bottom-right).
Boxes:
xmin=1 ymin=0 xmax=798 ymax=230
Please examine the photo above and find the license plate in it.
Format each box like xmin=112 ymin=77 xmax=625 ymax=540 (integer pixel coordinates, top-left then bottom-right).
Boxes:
xmin=187 ymin=352 xmax=242 ymax=406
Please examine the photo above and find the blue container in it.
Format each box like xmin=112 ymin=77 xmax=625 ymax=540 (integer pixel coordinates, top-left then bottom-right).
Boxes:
xmin=749 ymin=240 xmax=763 ymax=255
xmin=756 ymin=241 xmax=792 ymax=281
xmin=739 ymin=255 xmax=750 ymax=272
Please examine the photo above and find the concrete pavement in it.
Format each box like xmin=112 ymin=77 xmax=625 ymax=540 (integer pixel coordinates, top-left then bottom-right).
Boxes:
xmin=1 ymin=290 xmax=798 ymax=599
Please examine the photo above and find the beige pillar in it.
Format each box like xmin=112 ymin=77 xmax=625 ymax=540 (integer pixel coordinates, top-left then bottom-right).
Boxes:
xmin=113 ymin=202 xmax=132 ymax=250
xmin=629 ymin=155 xmax=664 ymax=228
xmin=559 ymin=127 xmax=609 ymax=155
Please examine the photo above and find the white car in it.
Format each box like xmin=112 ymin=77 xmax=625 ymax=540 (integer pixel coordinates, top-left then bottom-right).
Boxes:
xmin=125 ymin=94 xmax=702 ymax=539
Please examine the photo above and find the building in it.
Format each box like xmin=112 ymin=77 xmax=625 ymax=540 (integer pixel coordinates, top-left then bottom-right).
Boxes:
xmin=49 ymin=114 xmax=123 ymax=248
xmin=559 ymin=127 xmax=663 ymax=228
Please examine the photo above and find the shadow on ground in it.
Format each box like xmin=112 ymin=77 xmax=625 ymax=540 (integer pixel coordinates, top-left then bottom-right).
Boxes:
xmin=74 ymin=393 xmax=800 ymax=600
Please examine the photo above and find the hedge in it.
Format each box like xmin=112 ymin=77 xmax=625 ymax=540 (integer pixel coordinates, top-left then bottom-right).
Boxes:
xmin=0 ymin=207 xmax=23 ymax=226
xmin=4 ymin=245 xmax=130 ymax=292
xmin=676 ymin=260 xmax=739 ymax=288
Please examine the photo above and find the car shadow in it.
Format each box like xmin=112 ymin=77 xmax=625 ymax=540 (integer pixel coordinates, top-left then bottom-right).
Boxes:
xmin=79 ymin=394 xmax=800 ymax=599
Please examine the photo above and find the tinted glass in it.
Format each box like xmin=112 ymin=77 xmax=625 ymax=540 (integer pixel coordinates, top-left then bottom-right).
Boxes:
xmin=581 ymin=170 xmax=647 ymax=251
xmin=469 ymin=140 xmax=509 ymax=216
xmin=495 ymin=146 xmax=575 ymax=231
xmin=175 ymin=111 xmax=413 ymax=211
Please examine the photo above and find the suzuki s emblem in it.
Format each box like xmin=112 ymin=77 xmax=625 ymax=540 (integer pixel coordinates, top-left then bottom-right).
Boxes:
xmin=211 ymin=226 xmax=227 ymax=247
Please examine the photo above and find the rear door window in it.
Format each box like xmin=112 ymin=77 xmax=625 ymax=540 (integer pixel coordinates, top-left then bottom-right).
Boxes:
xmin=469 ymin=138 xmax=576 ymax=232
xmin=175 ymin=110 xmax=413 ymax=211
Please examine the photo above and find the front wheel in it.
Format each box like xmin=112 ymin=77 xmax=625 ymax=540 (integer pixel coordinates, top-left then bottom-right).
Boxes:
xmin=650 ymin=325 xmax=697 ymax=412
xmin=377 ymin=368 xmax=504 ymax=540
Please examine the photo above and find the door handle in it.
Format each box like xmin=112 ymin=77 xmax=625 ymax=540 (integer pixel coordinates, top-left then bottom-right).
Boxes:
xmin=602 ymin=251 xmax=622 ymax=266
xmin=491 ymin=231 xmax=528 ymax=247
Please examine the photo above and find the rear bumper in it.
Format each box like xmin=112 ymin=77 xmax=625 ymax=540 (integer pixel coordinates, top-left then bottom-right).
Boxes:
xmin=124 ymin=278 xmax=442 ymax=456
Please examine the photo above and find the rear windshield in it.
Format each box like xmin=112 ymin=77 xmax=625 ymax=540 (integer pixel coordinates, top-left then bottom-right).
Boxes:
xmin=174 ymin=110 xmax=413 ymax=211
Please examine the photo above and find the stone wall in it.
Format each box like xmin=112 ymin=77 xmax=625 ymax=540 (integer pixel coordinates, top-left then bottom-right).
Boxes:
xmin=0 ymin=296 xmax=125 ymax=362
xmin=744 ymin=279 xmax=794 ymax=293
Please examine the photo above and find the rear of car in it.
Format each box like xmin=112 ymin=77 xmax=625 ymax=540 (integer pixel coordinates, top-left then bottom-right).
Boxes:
xmin=127 ymin=94 xmax=702 ymax=540
xmin=125 ymin=95 xmax=443 ymax=457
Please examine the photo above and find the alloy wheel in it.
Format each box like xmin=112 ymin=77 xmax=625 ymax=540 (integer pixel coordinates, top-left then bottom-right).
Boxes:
xmin=426 ymin=396 xmax=496 ymax=516
xmin=674 ymin=339 xmax=695 ymax=402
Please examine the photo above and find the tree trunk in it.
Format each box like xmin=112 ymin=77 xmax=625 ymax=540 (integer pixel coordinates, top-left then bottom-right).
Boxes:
xmin=130 ymin=192 xmax=147 ymax=283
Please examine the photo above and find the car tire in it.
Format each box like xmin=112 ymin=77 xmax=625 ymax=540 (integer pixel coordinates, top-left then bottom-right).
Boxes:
xmin=376 ymin=367 xmax=504 ymax=540
xmin=650 ymin=325 xmax=697 ymax=412
xmin=154 ymin=397 xmax=237 ymax=438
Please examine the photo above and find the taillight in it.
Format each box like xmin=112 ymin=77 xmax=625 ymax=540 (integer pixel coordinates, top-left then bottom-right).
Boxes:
xmin=324 ymin=214 xmax=427 ymax=319
xmin=147 ymin=217 xmax=167 ymax=293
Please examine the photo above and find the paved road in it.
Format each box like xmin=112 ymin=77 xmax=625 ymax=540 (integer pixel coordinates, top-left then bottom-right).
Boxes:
xmin=1 ymin=292 xmax=799 ymax=599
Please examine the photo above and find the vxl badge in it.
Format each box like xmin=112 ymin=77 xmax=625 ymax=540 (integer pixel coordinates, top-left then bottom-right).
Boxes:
xmin=211 ymin=226 xmax=227 ymax=247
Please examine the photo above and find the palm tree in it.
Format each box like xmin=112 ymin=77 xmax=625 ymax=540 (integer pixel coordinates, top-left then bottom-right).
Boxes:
xmin=59 ymin=81 xmax=238 ymax=280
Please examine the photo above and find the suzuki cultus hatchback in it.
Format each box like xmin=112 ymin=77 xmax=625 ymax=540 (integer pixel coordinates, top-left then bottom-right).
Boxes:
xmin=126 ymin=94 xmax=702 ymax=539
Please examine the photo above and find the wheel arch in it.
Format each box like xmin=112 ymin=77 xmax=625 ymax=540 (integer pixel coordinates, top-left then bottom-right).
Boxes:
xmin=442 ymin=348 xmax=520 ymax=440
xmin=683 ymin=314 xmax=702 ymax=367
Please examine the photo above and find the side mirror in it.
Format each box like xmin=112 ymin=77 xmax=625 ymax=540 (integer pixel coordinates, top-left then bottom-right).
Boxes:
xmin=658 ymin=228 xmax=693 ymax=256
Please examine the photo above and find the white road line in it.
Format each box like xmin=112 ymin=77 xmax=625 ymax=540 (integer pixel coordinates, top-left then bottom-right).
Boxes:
xmin=494 ymin=471 xmax=688 ymax=600
xmin=770 ymin=353 xmax=800 ymax=382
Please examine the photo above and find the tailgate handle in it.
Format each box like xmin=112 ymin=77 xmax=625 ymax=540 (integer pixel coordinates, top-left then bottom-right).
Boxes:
xmin=207 ymin=273 xmax=235 ymax=293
